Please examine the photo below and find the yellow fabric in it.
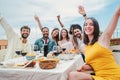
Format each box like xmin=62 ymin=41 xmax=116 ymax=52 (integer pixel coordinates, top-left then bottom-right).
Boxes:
xmin=85 ymin=42 xmax=120 ymax=80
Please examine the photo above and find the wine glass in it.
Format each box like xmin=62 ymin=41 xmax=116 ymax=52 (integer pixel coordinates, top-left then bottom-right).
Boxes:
xmin=53 ymin=46 xmax=57 ymax=52
xmin=15 ymin=51 xmax=21 ymax=55
xmin=21 ymin=49 xmax=28 ymax=62
xmin=62 ymin=48 xmax=66 ymax=51
xmin=53 ymin=46 xmax=60 ymax=56
xmin=62 ymin=47 xmax=66 ymax=54
xmin=15 ymin=47 xmax=22 ymax=56
xmin=34 ymin=45 xmax=38 ymax=52
xmin=21 ymin=52 xmax=27 ymax=56
xmin=33 ymin=45 xmax=39 ymax=55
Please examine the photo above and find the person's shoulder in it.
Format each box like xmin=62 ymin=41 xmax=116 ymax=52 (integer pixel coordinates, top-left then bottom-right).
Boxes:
xmin=48 ymin=37 xmax=54 ymax=42
xmin=48 ymin=38 xmax=56 ymax=44
xmin=35 ymin=37 xmax=43 ymax=42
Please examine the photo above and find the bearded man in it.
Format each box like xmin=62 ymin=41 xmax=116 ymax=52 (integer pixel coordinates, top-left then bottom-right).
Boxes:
xmin=0 ymin=16 xmax=31 ymax=60
xmin=34 ymin=27 xmax=57 ymax=57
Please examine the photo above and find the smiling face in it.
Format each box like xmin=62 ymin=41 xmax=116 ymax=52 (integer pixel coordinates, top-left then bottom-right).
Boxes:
xmin=83 ymin=17 xmax=100 ymax=45
xmin=84 ymin=19 xmax=94 ymax=36
xmin=42 ymin=28 xmax=49 ymax=38
xmin=73 ymin=29 xmax=82 ymax=38
xmin=61 ymin=29 xmax=67 ymax=38
xmin=60 ymin=29 xmax=69 ymax=41
xmin=51 ymin=29 xmax=59 ymax=38
xmin=21 ymin=28 xmax=30 ymax=39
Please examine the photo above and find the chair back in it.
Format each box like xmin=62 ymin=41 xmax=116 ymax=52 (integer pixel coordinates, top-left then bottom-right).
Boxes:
xmin=110 ymin=45 xmax=120 ymax=65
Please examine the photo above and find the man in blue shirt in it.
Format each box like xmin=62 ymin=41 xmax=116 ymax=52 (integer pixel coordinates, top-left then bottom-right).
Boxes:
xmin=34 ymin=27 xmax=57 ymax=56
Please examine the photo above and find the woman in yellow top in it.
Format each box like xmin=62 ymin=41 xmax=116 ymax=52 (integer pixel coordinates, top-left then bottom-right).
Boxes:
xmin=68 ymin=5 xmax=120 ymax=80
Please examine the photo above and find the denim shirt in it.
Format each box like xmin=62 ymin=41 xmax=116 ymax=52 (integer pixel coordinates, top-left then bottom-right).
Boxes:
xmin=34 ymin=37 xmax=57 ymax=53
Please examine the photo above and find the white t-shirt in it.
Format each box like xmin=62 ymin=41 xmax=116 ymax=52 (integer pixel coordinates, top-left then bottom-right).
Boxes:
xmin=0 ymin=17 xmax=31 ymax=61
xmin=77 ymin=38 xmax=84 ymax=49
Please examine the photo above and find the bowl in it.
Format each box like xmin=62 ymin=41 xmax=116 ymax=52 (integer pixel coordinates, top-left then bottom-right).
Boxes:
xmin=57 ymin=53 xmax=75 ymax=60
xmin=26 ymin=56 xmax=36 ymax=61
xmin=26 ymin=53 xmax=36 ymax=61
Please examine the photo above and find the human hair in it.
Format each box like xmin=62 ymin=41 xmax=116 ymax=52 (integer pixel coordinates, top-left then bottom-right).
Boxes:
xmin=72 ymin=24 xmax=82 ymax=47
xmin=60 ymin=28 xmax=69 ymax=41
xmin=51 ymin=28 xmax=59 ymax=44
xmin=69 ymin=25 xmax=74 ymax=35
xmin=51 ymin=28 xmax=59 ymax=35
xmin=83 ymin=17 xmax=100 ymax=45
xmin=72 ymin=24 xmax=82 ymax=32
xmin=41 ymin=27 xmax=49 ymax=32
xmin=20 ymin=25 xmax=30 ymax=32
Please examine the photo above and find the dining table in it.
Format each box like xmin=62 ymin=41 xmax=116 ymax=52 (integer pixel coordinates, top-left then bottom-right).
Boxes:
xmin=0 ymin=54 xmax=84 ymax=80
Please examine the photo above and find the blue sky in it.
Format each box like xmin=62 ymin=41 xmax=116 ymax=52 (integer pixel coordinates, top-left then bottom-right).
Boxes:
xmin=0 ymin=0 xmax=120 ymax=43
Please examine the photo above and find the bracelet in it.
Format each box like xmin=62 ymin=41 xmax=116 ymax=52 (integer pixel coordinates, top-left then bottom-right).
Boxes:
xmin=83 ymin=14 xmax=86 ymax=17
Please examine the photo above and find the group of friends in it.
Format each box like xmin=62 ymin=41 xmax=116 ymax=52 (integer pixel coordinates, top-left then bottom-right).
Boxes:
xmin=0 ymin=5 xmax=120 ymax=80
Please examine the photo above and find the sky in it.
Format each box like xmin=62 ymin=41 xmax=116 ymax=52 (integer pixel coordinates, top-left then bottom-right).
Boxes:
xmin=0 ymin=0 xmax=120 ymax=43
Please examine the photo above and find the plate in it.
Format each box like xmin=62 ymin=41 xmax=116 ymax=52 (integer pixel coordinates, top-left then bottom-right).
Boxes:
xmin=0 ymin=64 xmax=24 ymax=69
xmin=57 ymin=54 xmax=75 ymax=60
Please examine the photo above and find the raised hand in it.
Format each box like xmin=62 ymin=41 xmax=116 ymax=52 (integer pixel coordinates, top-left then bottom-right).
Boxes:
xmin=57 ymin=15 xmax=60 ymax=20
xmin=34 ymin=15 xmax=43 ymax=31
xmin=78 ymin=5 xmax=86 ymax=16
xmin=34 ymin=15 xmax=40 ymax=22
xmin=57 ymin=15 xmax=64 ymax=28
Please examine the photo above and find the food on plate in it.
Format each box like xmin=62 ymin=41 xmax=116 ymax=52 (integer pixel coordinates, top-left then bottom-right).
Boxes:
xmin=37 ymin=57 xmax=45 ymax=62
xmin=26 ymin=53 xmax=36 ymax=61
xmin=15 ymin=60 xmax=36 ymax=68
xmin=47 ymin=52 xmax=55 ymax=58
xmin=69 ymin=48 xmax=77 ymax=53
xmin=38 ymin=57 xmax=60 ymax=63
xmin=57 ymin=53 xmax=75 ymax=60
xmin=26 ymin=53 xmax=36 ymax=56
xmin=24 ymin=61 xmax=36 ymax=68
xmin=15 ymin=63 xmax=25 ymax=66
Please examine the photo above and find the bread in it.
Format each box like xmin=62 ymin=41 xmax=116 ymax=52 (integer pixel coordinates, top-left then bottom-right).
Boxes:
xmin=39 ymin=60 xmax=57 ymax=69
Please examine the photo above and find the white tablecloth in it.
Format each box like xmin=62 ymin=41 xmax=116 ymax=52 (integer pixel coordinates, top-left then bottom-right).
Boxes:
xmin=0 ymin=55 xmax=84 ymax=80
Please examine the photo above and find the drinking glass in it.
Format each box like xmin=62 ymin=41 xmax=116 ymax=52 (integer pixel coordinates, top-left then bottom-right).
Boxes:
xmin=53 ymin=46 xmax=57 ymax=52
xmin=62 ymin=48 xmax=66 ymax=51
xmin=21 ymin=49 xmax=28 ymax=62
xmin=53 ymin=46 xmax=60 ymax=56
xmin=34 ymin=45 xmax=38 ymax=52
xmin=40 ymin=45 xmax=44 ymax=53
xmin=15 ymin=47 xmax=22 ymax=56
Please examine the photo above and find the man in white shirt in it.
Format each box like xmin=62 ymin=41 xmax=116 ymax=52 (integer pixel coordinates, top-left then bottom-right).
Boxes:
xmin=0 ymin=16 xmax=31 ymax=61
xmin=72 ymin=24 xmax=85 ymax=62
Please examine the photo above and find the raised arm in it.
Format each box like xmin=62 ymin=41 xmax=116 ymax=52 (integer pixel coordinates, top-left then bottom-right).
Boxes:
xmin=99 ymin=5 xmax=120 ymax=47
xmin=0 ymin=16 xmax=16 ymax=39
xmin=34 ymin=15 xmax=43 ymax=31
xmin=78 ymin=5 xmax=87 ymax=20
xmin=57 ymin=15 xmax=64 ymax=28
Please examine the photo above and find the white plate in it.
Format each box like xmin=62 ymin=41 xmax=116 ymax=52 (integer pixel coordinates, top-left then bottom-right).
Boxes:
xmin=57 ymin=54 xmax=75 ymax=60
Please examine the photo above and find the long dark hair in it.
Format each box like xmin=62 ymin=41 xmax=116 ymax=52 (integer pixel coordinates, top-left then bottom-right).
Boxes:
xmin=69 ymin=25 xmax=74 ymax=35
xmin=83 ymin=17 xmax=100 ymax=45
xmin=51 ymin=28 xmax=59 ymax=44
xmin=60 ymin=28 xmax=69 ymax=41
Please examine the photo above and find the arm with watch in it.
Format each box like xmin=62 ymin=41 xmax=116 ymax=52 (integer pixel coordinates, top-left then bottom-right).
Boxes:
xmin=78 ymin=5 xmax=87 ymax=20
